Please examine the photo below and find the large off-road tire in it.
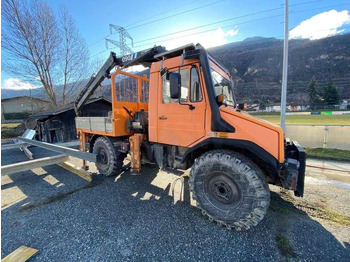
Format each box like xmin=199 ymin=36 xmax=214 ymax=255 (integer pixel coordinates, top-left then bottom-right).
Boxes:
xmin=189 ymin=150 xmax=270 ymax=231
xmin=93 ymin=136 xmax=126 ymax=176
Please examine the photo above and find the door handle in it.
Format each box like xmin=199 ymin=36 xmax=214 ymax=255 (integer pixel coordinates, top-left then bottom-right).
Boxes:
xmin=159 ymin=116 xmax=167 ymax=120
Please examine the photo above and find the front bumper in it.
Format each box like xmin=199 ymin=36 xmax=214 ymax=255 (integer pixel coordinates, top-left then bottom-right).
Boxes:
xmin=283 ymin=140 xmax=306 ymax=197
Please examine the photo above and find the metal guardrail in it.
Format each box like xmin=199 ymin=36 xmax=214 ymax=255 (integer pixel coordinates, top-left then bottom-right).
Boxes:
xmin=17 ymin=137 xmax=97 ymax=162
xmin=1 ymin=155 xmax=69 ymax=176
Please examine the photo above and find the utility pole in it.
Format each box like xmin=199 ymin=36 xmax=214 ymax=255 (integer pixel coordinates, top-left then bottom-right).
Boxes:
xmin=105 ymin=25 xmax=134 ymax=56
xmin=280 ymin=0 xmax=289 ymax=132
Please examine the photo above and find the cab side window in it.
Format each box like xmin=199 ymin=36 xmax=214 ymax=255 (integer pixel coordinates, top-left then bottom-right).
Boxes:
xmin=190 ymin=66 xmax=202 ymax=102
xmin=162 ymin=68 xmax=189 ymax=103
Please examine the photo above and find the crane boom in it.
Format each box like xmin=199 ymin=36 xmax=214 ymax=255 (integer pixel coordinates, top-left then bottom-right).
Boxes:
xmin=74 ymin=45 xmax=166 ymax=116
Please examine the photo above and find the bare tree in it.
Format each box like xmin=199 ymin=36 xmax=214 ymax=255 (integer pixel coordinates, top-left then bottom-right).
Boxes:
xmin=58 ymin=5 xmax=89 ymax=106
xmin=89 ymin=56 xmax=110 ymax=98
xmin=2 ymin=0 xmax=89 ymax=108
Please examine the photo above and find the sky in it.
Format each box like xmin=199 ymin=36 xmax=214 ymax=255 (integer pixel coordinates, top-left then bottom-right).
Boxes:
xmin=1 ymin=0 xmax=350 ymax=90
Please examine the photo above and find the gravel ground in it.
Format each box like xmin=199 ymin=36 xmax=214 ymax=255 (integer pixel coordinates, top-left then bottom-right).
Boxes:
xmin=1 ymin=146 xmax=350 ymax=261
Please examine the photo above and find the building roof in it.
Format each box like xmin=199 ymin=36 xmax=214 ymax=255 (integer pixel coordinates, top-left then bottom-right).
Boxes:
xmin=29 ymin=97 xmax=111 ymax=119
xmin=1 ymin=95 xmax=50 ymax=103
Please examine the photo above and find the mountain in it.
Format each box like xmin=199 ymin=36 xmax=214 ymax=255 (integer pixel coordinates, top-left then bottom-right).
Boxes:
xmin=1 ymin=77 xmax=108 ymax=103
xmin=208 ymin=33 xmax=350 ymax=105
xmin=1 ymin=88 xmax=47 ymax=100
xmin=2 ymin=34 xmax=349 ymax=106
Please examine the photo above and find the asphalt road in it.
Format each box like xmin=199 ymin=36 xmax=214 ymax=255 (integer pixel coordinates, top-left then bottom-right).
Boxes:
xmin=1 ymin=146 xmax=349 ymax=261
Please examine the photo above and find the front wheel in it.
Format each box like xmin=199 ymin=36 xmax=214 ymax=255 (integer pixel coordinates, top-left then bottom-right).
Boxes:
xmin=189 ymin=150 xmax=270 ymax=231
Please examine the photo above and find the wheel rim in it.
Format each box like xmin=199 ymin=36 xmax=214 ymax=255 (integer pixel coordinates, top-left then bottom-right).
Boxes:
xmin=98 ymin=148 xmax=108 ymax=165
xmin=204 ymin=172 xmax=242 ymax=207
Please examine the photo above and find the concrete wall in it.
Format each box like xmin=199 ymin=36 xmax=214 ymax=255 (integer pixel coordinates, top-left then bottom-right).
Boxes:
xmin=285 ymin=125 xmax=350 ymax=150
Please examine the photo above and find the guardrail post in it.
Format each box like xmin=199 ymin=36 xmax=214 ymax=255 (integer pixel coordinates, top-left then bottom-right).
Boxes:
xmin=323 ymin=125 xmax=329 ymax=148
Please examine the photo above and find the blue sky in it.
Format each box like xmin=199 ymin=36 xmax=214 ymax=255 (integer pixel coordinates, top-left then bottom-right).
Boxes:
xmin=1 ymin=0 xmax=350 ymax=89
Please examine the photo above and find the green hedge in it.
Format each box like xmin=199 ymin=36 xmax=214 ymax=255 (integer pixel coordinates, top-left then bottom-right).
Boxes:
xmin=305 ymin=148 xmax=350 ymax=162
xmin=3 ymin=112 xmax=31 ymax=120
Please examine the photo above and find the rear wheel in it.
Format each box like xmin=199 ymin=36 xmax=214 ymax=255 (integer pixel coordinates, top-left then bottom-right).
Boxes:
xmin=93 ymin=136 xmax=126 ymax=176
xmin=189 ymin=150 xmax=270 ymax=231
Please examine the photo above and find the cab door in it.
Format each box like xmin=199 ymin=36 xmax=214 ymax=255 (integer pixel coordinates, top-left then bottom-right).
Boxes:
xmin=157 ymin=65 xmax=206 ymax=147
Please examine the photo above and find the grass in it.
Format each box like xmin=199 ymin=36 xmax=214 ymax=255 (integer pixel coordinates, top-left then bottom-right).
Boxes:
xmin=252 ymin=114 xmax=350 ymax=125
xmin=1 ymin=122 xmax=24 ymax=139
xmin=1 ymin=122 xmax=22 ymax=128
xmin=295 ymin=202 xmax=350 ymax=226
xmin=305 ymin=148 xmax=350 ymax=161
xmin=275 ymin=192 xmax=350 ymax=226
xmin=276 ymin=233 xmax=296 ymax=259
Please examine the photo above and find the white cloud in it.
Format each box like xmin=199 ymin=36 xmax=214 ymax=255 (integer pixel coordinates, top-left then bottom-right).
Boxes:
xmin=129 ymin=65 xmax=147 ymax=73
xmin=2 ymin=78 xmax=40 ymax=90
xmin=158 ymin=27 xmax=239 ymax=50
xmin=290 ymin=10 xmax=350 ymax=40
xmin=225 ymin=29 xmax=238 ymax=37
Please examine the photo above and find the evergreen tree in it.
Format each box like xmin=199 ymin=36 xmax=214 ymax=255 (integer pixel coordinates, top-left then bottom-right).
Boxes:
xmin=323 ymin=79 xmax=340 ymax=105
xmin=308 ymin=76 xmax=319 ymax=106
xmin=259 ymin=97 xmax=268 ymax=110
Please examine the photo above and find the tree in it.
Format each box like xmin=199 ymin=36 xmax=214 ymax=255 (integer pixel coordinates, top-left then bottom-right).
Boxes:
xmin=2 ymin=0 xmax=89 ymax=107
xmin=259 ymin=97 xmax=268 ymax=110
xmin=307 ymin=76 xmax=324 ymax=107
xmin=323 ymin=79 xmax=340 ymax=105
xmin=89 ymin=56 xmax=110 ymax=98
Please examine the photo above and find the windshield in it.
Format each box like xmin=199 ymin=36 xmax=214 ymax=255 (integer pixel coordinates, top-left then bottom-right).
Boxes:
xmin=210 ymin=68 xmax=235 ymax=106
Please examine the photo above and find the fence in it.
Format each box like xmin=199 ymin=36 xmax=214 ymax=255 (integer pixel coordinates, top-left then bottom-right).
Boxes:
xmin=285 ymin=125 xmax=350 ymax=150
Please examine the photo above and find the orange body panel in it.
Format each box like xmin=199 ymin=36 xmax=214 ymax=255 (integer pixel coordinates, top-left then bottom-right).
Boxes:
xmin=220 ymin=106 xmax=284 ymax=163
xmin=149 ymin=57 xmax=206 ymax=146
xmin=149 ymin=56 xmax=284 ymax=163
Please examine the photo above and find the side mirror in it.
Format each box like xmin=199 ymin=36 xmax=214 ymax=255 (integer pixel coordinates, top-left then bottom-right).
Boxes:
xmin=169 ymin=72 xmax=181 ymax=99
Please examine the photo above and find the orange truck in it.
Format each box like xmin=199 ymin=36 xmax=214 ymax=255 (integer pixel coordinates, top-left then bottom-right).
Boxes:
xmin=74 ymin=43 xmax=306 ymax=230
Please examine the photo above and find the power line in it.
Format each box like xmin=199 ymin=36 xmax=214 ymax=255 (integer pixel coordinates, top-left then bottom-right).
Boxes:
xmin=89 ymin=3 xmax=285 ymax=55
xmin=133 ymin=6 xmax=284 ymax=45
xmin=123 ymin=0 xmax=202 ymax=28
xmin=134 ymin=15 xmax=283 ymax=48
xmin=133 ymin=0 xmax=326 ymax=45
xmin=133 ymin=2 xmax=350 ymax=48
xmin=89 ymin=47 xmax=113 ymax=59
xmin=88 ymin=34 xmax=111 ymax=48
xmin=126 ymin=0 xmax=226 ymax=30
xmin=87 ymin=0 xmax=323 ymax=49
xmin=87 ymin=0 xmax=225 ymax=48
